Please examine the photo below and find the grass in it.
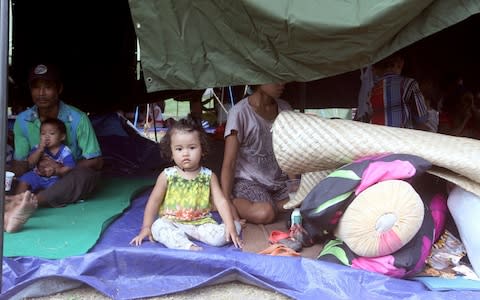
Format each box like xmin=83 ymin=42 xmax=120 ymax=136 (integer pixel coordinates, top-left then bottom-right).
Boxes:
xmin=142 ymin=95 xmax=217 ymax=143
xmin=163 ymin=93 xmax=215 ymax=120
xmin=163 ymin=98 xmax=191 ymax=120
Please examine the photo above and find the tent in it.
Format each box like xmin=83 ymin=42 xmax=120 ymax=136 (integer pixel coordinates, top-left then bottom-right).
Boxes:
xmin=5 ymin=1 xmax=480 ymax=111
xmin=2 ymin=0 xmax=480 ymax=299
xmin=130 ymin=0 xmax=480 ymax=91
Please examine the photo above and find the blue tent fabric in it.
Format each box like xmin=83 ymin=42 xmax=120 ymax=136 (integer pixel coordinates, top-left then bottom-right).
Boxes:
xmin=2 ymin=189 xmax=480 ymax=299
xmin=90 ymin=113 xmax=169 ymax=176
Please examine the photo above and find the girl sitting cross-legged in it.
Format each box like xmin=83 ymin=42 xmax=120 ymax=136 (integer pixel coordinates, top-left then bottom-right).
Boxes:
xmin=130 ymin=114 xmax=243 ymax=250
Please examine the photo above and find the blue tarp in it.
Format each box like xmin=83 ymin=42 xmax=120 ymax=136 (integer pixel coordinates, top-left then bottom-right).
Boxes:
xmin=3 ymin=189 xmax=480 ymax=299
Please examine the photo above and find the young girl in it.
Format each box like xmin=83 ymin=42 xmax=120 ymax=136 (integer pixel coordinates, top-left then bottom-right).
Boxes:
xmin=130 ymin=115 xmax=243 ymax=250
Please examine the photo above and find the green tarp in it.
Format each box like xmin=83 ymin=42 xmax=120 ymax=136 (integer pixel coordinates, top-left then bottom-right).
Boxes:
xmin=129 ymin=0 xmax=480 ymax=92
xmin=3 ymin=177 xmax=155 ymax=259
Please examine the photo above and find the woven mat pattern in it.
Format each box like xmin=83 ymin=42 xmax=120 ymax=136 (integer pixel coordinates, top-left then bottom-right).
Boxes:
xmin=272 ymin=111 xmax=480 ymax=208
xmin=287 ymin=170 xmax=331 ymax=209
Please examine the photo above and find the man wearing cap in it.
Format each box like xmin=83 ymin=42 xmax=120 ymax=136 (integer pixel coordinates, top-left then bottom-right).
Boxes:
xmin=4 ymin=63 xmax=103 ymax=232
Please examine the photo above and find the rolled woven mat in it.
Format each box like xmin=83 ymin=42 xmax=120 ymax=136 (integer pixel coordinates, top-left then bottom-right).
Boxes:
xmin=287 ymin=170 xmax=331 ymax=209
xmin=273 ymin=111 xmax=480 ymax=207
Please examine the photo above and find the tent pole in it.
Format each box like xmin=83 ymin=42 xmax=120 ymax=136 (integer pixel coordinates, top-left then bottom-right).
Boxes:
xmin=211 ymin=91 xmax=228 ymax=115
xmin=133 ymin=105 xmax=139 ymax=127
xmin=150 ymin=103 xmax=158 ymax=142
xmin=0 ymin=0 xmax=10 ymax=290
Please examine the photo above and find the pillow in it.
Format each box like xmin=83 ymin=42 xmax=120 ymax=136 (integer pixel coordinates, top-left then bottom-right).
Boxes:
xmin=318 ymin=202 xmax=435 ymax=278
xmin=336 ymin=180 xmax=424 ymax=257
xmin=300 ymin=153 xmax=431 ymax=243
xmin=447 ymin=186 xmax=480 ymax=277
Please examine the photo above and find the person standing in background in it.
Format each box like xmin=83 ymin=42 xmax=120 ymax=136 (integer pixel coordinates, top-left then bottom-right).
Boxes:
xmin=356 ymin=52 xmax=430 ymax=130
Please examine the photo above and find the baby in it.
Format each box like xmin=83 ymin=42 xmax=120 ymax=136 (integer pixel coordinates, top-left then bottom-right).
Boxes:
xmin=15 ymin=118 xmax=75 ymax=193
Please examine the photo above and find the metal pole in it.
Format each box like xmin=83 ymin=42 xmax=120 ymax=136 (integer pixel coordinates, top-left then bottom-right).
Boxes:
xmin=0 ymin=0 xmax=10 ymax=291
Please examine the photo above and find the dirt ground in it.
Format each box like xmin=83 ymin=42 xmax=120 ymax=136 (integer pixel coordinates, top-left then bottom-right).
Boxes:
xmin=28 ymin=281 xmax=291 ymax=300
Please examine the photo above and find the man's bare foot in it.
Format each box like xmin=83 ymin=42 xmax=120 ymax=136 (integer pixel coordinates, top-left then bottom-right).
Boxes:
xmin=5 ymin=192 xmax=27 ymax=211
xmin=5 ymin=191 xmax=38 ymax=233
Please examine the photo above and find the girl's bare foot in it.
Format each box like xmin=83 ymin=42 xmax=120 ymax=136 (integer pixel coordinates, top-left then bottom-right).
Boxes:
xmin=5 ymin=191 xmax=38 ymax=233
xmin=238 ymin=219 xmax=247 ymax=229
xmin=190 ymin=244 xmax=203 ymax=251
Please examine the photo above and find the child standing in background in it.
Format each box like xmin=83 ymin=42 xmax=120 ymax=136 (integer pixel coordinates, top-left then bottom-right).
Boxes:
xmin=15 ymin=118 xmax=75 ymax=194
xmin=130 ymin=114 xmax=242 ymax=250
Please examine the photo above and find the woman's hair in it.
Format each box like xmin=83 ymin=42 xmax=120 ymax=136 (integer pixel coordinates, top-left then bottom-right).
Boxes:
xmin=41 ymin=118 xmax=67 ymax=135
xmin=159 ymin=114 xmax=209 ymax=161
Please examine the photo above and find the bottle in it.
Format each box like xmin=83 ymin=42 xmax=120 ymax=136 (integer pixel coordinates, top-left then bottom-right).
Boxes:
xmin=291 ymin=208 xmax=302 ymax=226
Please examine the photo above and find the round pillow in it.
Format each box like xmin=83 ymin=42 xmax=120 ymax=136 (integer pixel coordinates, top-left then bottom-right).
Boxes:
xmin=336 ymin=179 xmax=424 ymax=257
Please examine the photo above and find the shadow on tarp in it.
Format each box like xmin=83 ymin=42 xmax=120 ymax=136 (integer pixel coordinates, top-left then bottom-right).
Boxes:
xmin=2 ymin=191 xmax=480 ymax=300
